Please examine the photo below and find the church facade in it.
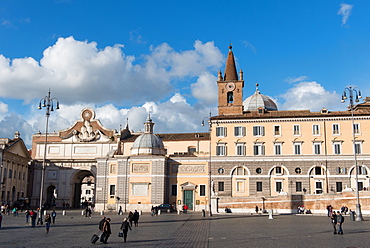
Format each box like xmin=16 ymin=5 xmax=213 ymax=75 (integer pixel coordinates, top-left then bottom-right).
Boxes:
xmin=31 ymin=46 xmax=370 ymax=214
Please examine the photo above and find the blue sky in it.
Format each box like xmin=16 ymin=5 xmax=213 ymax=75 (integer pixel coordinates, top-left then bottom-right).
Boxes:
xmin=0 ymin=0 xmax=367 ymax=147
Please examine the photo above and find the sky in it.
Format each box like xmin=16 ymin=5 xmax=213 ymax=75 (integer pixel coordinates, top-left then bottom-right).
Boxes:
xmin=0 ymin=0 xmax=368 ymax=148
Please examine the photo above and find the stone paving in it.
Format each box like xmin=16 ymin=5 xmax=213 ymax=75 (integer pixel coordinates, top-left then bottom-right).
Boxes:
xmin=1 ymin=210 xmax=370 ymax=247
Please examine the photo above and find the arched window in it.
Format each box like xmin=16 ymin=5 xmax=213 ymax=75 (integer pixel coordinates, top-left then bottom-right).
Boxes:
xmin=227 ymin=92 xmax=234 ymax=103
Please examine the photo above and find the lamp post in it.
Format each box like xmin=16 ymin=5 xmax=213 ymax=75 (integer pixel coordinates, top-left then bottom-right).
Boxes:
xmin=202 ymin=112 xmax=212 ymax=217
xmin=341 ymin=86 xmax=363 ymax=221
xmin=38 ymin=90 xmax=59 ymax=221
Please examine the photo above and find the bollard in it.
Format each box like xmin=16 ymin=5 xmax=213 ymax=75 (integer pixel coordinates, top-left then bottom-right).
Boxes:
xmin=140 ymin=210 xmax=142 ymax=215
xmin=158 ymin=210 xmax=161 ymax=215
xmin=202 ymin=209 xmax=205 ymax=217
xmin=268 ymin=209 xmax=273 ymax=219
xmin=177 ymin=209 xmax=180 ymax=215
xmin=62 ymin=210 xmax=66 ymax=215
xmin=82 ymin=210 xmax=84 ymax=215
xmin=100 ymin=210 xmax=104 ymax=215
xmin=44 ymin=210 xmax=47 ymax=216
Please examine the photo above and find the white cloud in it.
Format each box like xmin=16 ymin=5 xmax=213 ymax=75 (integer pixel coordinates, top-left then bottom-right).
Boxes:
xmin=284 ymin=76 xmax=309 ymax=84
xmin=0 ymin=37 xmax=223 ymax=106
xmin=279 ymin=81 xmax=339 ymax=111
xmin=191 ymin=73 xmax=218 ymax=105
xmin=0 ymin=101 xmax=8 ymax=114
xmin=338 ymin=3 xmax=353 ymax=26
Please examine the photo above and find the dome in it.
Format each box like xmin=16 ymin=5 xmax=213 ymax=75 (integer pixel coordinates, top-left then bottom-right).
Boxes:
xmin=132 ymin=133 xmax=164 ymax=150
xmin=243 ymin=84 xmax=278 ymax=111
xmin=130 ymin=115 xmax=165 ymax=156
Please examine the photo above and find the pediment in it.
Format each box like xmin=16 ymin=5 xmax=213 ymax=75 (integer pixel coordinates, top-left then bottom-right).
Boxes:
xmin=180 ymin=182 xmax=197 ymax=190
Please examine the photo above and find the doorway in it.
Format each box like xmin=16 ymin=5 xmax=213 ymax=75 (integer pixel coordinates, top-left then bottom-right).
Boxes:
xmin=183 ymin=190 xmax=193 ymax=210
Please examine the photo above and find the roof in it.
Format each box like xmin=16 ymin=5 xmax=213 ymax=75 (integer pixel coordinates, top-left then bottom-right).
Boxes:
xmin=243 ymin=84 xmax=278 ymax=111
xmin=121 ymin=132 xmax=210 ymax=143
xmin=223 ymin=45 xmax=238 ymax=81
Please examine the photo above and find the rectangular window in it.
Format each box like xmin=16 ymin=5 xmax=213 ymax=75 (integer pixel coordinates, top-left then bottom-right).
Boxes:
xmin=234 ymin=126 xmax=245 ymax=137
xmin=274 ymin=125 xmax=281 ymax=136
xmin=312 ymin=124 xmax=320 ymax=135
xmin=275 ymin=166 xmax=282 ymax=174
xmin=296 ymin=182 xmax=302 ymax=192
xmin=200 ymin=185 xmax=206 ymax=196
xmin=236 ymin=180 xmax=244 ymax=192
xmin=294 ymin=143 xmax=301 ymax=155
xmin=355 ymin=143 xmax=362 ymax=154
xmin=293 ymin=125 xmax=300 ymax=135
xmin=171 ymin=185 xmax=177 ymax=196
xmin=253 ymin=144 xmax=265 ymax=156
xmin=253 ymin=126 xmax=265 ymax=136
xmin=333 ymin=124 xmax=340 ymax=134
xmin=336 ymin=182 xmax=343 ymax=192
xmin=109 ymin=164 xmax=116 ymax=174
xmin=236 ymin=143 xmax=246 ymax=156
xmin=8 ymin=170 xmax=12 ymax=179
xmin=218 ymin=182 xmax=224 ymax=192
xmin=334 ymin=143 xmax=341 ymax=155
xmin=314 ymin=143 xmax=321 ymax=155
xmin=109 ymin=185 xmax=115 ymax=198
xmin=358 ymin=182 xmax=364 ymax=191
xmin=216 ymin=127 xmax=227 ymax=137
xmin=276 ymin=181 xmax=282 ymax=192
xmin=86 ymin=190 xmax=91 ymax=195
xmin=274 ymin=144 xmax=282 ymax=155
xmin=256 ymin=182 xmax=263 ymax=192
xmin=315 ymin=167 xmax=322 ymax=175
xmin=216 ymin=144 xmax=227 ymax=156
xmin=353 ymin=124 xmax=360 ymax=134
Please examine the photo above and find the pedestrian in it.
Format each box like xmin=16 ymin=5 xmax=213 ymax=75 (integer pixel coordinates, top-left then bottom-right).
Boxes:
xmin=118 ymin=206 xmax=123 ymax=215
xmin=132 ymin=210 xmax=139 ymax=227
xmin=255 ymin=205 xmax=259 ymax=214
xmin=336 ymin=211 xmax=344 ymax=235
xmin=102 ymin=218 xmax=111 ymax=244
xmin=45 ymin=213 xmax=51 ymax=233
xmin=62 ymin=202 xmax=66 ymax=210
xmin=330 ymin=211 xmax=337 ymax=234
xmin=25 ymin=210 xmax=30 ymax=223
xmin=128 ymin=211 xmax=133 ymax=227
xmin=51 ymin=210 xmax=57 ymax=224
xmin=120 ymin=218 xmax=132 ymax=242
xmin=99 ymin=217 xmax=106 ymax=243
xmin=30 ymin=210 xmax=37 ymax=227
xmin=0 ymin=212 xmax=3 ymax=228
xmin=183 ymin=205 xmax=188 ymax=214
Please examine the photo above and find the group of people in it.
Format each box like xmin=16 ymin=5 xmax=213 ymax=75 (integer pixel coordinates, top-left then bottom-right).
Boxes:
xmin=330 ymin=211 xmax=345 ymax=234
xmin=97 ymin=209 xmax=140 ymax=244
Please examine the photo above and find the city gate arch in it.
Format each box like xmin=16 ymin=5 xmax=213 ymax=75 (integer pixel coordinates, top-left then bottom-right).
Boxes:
xmin=71 ymin=170 xmax=95 ymax=208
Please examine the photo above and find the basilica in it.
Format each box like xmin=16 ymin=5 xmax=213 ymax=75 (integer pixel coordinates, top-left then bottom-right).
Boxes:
xmin=29 ymin=46 xmax=370 ymax=214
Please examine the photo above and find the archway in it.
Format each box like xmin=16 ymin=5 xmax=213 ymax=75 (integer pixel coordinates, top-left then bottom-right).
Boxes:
xmin=71 ymin=170 xmax=95 ymax=208
xmin=46 ymin=185 xmax=56 ymax=209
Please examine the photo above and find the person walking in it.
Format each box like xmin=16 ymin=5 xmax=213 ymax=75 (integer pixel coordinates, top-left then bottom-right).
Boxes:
xmin=0 ymin=212 xmax=3 ymax=228
xmin=336 ymin=211 xmax=344 ymax=235
xmin=102 ymin=218 xmax=111 ymax=244
xmin=118 ymin=206 xmax=123 ymax=215
xmin=98 ymin=217 xmax=106 ymax=243
xmin=30 ymin=210 xmax=37 ymax=227
xmin=45 ymin=214 xmax=52 ymax=233
xmin=255 ymin=205 xmax=259 ymax=214
xmin=132 ymin=210 xmax=139 ymax=227
xmin=51 ymin=210 xmax=57 ymax=224
xmin=330 ymin=211 xmax=337 ymax=234
xmin=25 ymin=210 xmax=30 ymax=223
xmin=128 ymin=211 xmax=134 ymax=227
xmin=120 ymin=218 xmax=132 ymax=242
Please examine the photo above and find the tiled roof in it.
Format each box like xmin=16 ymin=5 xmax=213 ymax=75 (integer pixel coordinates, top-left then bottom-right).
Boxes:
xmin=121 ymin=132 xmax=210 ymax=142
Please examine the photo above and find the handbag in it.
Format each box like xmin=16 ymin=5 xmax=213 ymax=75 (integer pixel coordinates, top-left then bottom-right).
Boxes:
xmin=118 ymin=231 xmax=123 ymax=237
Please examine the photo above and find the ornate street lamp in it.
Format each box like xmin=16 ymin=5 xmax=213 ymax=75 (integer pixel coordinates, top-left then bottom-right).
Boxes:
xmin=38 ymin=90 xmax=59 ymax=222
xmin=341 ymin=86 xmax=363 ymax=221
xmin=202 ymin=112 xmax=212 ymax=217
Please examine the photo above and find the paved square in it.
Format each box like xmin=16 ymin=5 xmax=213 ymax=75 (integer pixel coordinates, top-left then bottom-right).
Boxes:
xmin=1 ymin=210 xmax=369 ymax=247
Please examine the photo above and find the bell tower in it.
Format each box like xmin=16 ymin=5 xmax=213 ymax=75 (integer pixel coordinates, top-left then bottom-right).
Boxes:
xmin=217 ymin=45 xmax=244 ymax=115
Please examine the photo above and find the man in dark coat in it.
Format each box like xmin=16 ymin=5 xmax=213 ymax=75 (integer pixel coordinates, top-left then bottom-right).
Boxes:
xmin=102 ymin=218 xmax=112 ymax=244
xmin=120 ymin=218 xmax=132 ymax=242
xmin=336 ymin=211 xmax=344 ymax=234
xmin=99 ymin=217 xmax=106 ymax=242
xmin=132 ymin=210 xmax=139 ymax=227
xmin=330 ymin=212 xmax=337 ymax=234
